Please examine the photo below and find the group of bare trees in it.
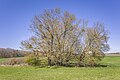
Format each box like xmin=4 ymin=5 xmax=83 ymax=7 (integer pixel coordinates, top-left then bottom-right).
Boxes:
xmin=21 ymin=8 xmax=110 ymax=67
xmin=0 ymin=48 xmax=28 ymax=58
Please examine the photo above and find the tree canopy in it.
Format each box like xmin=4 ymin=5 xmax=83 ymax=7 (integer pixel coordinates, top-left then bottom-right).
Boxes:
xmin=21 ymin=8 xmax=110 ymax=67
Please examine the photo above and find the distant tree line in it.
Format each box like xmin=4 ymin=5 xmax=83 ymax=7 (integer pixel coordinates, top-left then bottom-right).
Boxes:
xmin=0 ymin=48 xmax=29 ymax=58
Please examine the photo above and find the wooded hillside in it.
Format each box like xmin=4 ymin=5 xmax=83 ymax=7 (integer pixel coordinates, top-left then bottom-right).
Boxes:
xmin=0 ymin=48 xmax=29 ymax=58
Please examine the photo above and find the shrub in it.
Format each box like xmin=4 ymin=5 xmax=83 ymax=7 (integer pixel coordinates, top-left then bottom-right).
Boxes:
xmin=26 ymin=54 xmax=41 ymax=66
xmin=26 ymin=54 xmax=48 ymax=67
xmin=1 ymin=58 xmax=26 ymax=65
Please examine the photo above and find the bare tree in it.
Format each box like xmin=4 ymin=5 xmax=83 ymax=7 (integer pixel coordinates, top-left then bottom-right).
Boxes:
xmin=21 ymin=8 xmax=84 ymax=66
xmin=78 ymin=22 xmax=110 ymax=66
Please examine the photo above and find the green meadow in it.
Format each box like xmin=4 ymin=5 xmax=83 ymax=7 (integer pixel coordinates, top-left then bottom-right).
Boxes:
xmin=0 ymin=56 xmax=120 ymax=80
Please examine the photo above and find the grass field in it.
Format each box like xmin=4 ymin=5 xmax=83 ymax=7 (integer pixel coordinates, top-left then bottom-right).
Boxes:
xmin=0 ymin=56 xmax=120 ymax=80
xmin=0 ymin=58 xmax=7 ymax=63
xmin=100 ymin=56 xmax=120 ymax=67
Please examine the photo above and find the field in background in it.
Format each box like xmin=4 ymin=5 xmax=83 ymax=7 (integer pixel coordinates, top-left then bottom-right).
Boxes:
xmin=0 ymin=56 xmax=120 ymax=80
xmin=0 ymin=58 xmax=6 ymax=63
xmin=0 ymin=57 xmax=24 ymax=63
xmin=106 ymin=53 xmax=120 ymax=56
xmin=100 ymin=56 xmax=120 ymax=67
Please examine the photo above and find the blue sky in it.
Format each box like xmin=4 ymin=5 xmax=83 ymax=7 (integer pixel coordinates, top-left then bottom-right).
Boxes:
xmin=0 ymin=0 xmax=120 ymax=52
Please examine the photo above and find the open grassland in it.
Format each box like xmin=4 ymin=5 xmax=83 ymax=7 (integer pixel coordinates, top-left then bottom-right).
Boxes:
xmin=0 ymin=56 xmax=120 ymax=80
xmin=0 ymin=66 xmax=120 ymax=80
xmin=100 ymin=56 xmax=120 ymax=67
